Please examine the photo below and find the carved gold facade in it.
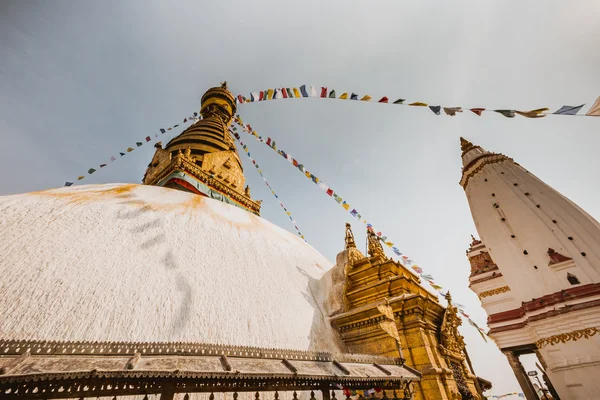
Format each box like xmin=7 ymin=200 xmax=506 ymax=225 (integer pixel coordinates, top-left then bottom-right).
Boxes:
xmin=143 ymin=82 xmax=261 ymax=215
xmin=329 ymin=224 xmax=488 ymax=400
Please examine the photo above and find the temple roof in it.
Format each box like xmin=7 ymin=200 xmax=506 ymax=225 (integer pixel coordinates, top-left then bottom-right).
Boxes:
xmin=0 ymin=184 xmax=342 ymax=352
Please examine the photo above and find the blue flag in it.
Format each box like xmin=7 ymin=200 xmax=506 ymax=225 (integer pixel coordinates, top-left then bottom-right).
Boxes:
xmin=300 ymin=85 xmax=309 ymax=97
xmin=553 ymin=104 xmax=585 ymax=115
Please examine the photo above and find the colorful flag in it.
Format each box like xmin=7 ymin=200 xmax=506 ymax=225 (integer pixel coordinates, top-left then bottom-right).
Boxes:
xmin=378 ymin=96 xmax=389 ymax=103
xmin=77 ymin=176 xmax=85 ymax=180
xmin=120 ymin=152 xmax=125 ymax=156
xmin=411 ymin=265 xmax=423 ymax=274
xmin=329 ymin=90 xmax=336 ymax=98
xmin=320 ymin=87 xmax=328 ymax=98
xmin=167 ymin=127 xmax=172 ymax=130
xmin=350 ymin=93 xmax=358 ymax=100
xmin=65 ymin=182 xmax=73 ymax=186
xmin=309 ymin=85 xmax=318 ymax=97
xmin=286 ymin=88 xmax=294 ymax=98
xmin=281 ymin=88 xmax=288 ymax=99
xmin=160 ymin=128 xmax=166 ymax=134
xmin=585 ymin=97 xmax=600 ymax=116
xmin=429 ymin=105 xmax=441 ymax=115
xmin=193 ymin=112 xmax=198 ymax=117
xmin=183 ymin=118 xmax=187 ymax=123
xmin=100 ymin=164 xmax=107 ymax=168
xmin=237 ymin=95 xmax=244 ymax=103
xmin=384 ymin=241 xmax=393 ymax=247
xmin=393 ymin=98 xmax=405 ymax=104
xmin=340 ymin=93 xmax=349 ymax=99
xmin=392 ymin=248 xmax=402 ymax=256
xmin=430 ymin=283 xmax=443 ymax=290
xmin=360 ymin=95 xmax=372 ymax=101
xmin=300 ymin=85 xmax=308 ymax=97
xmin=293 ymin=87 xmax=301 ymax=98
xmin=88 ymin=168 xmax=96 ymax=174
xmin=136 ymin=142 xmax=143 ymax=147
xmin=326 ymin=188 xmax=333 ymax=196
xmin=409 ymin=102 xmax=428 ymax=106
xmin=494 ymin=109 xmax=516 ymax=118
xmin=515 ymin=108 xmax=549 ymax=118
xmin=342 ymin=202 xmax=350 ymax=210
xmin=173 ymin=124 xmax=179 ymax=127
xmin=145 ymin=136 xmax=151 ymax=142
xmin=110 ymin=156 xmax=116 ymax=162
xmin=273 ymin=89 xmax=280 ymax=100
xmin=251 ymin=92 xmax=259 ymax=101
xmin=443 ymin=107 xmax=463 ymax=116
xmin=127 ymin=147 xmax=134 ymax=152
xmin=470 ymin=108 xmax=485 ymax=116
xmin=267 ymin=89 xmax=274 ymax=100
xmin=553 ymin=104 xmax=584 ymax=115
xmin=350 ymin=209 xmax=358 ymax=217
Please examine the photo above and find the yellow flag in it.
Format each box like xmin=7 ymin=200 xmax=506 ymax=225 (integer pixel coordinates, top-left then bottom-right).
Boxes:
xmin=360 ymin=95 xmax=372 ymax=101
xmin=409 ymin=102 xmax=428 ymax=107
xmin=339 ymin=93 xmax=348 ymax=99
xmin=342 ymin=203 xmax=350 ymax=210
xmin=77 ymin=176 xmax=85 ymax=180
xmin=293 ymin=88 xmax=301 ymax=98
xmin=385 ymin=241 xmax=393 ymax=247
xmin=305 ymin=171 xmax=311 ymax=178
xmin=286 ymin=211 xmax=291 ymax=216
xmin=267 ymin=89 xmax=274 ymax=100
xmin=127 ymin=147 xmax=134 ymax=152
xmin=515 ymin=108 xmax=549 ymax=118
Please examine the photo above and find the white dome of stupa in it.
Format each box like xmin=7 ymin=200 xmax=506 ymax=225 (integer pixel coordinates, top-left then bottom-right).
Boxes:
xmin=0 ymin=183 xmax=344 ymax=353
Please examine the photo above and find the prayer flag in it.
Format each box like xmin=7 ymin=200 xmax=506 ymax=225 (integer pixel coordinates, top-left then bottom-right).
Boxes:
xmin=311 ymin=174 xmax=319 ymax=184
xmin=422 ymin=274 xmax=434 ymax=280
xmin=273 ymin=89 xmax=280 ymax=99
xmin=173 ymin=124 xmax=179 ymax=127
xmin=193 ymin=112 xmax=198 ymax=117
xmin=326 ymin=188 xmax=333 ymax=196
xmin=110 ymin=156 xmax=116 ymax=162
xmin=65 ymin=182 xmax=73 ymax=186
xmin=299 ymin=164 xmax=305 ymax=172
xmin=310 ymin=85 xmax=318 ymax=97
xmin=293 ymin=87 xmax=301 ymax=98
xmin=329 ymin=90 xmax=336 ymax=98
xmin=342 ymin=202 xmax=350 ymax=210
xmin=411 ymin=265 xmax=423 ymax=274
xmin=78 ymin=176 xmax=85 ymax=180
xmin=136 ymin=142 xmax=143 ymax=147
xmin=127 ymin=147 xmax=134 ymax=152
xmin=429 ymin=105 xmax=441 ymax=115
xmin=360 ymin=95 xmax=372 ymax=101
xmin=350 ymin=209 xmax=358 ymax=217
xmin=585 ymin=97 xmax=600 ymax=116
xmin=430 ymin=283 xmax=443 ymax=290
xmin=443 ymin=107 xmax=463 ymax=116
xmin=305 ymin=171 xmax=311 ymax=178
xmin=88 ymin=168 xmax=96 ymax=174
xmin=553 ymin=104 xmax=584 ymax=115
xmin=350 ymin=93 xmax=358 ymax=100
xmin=183 ymin=118 xmax=187 ymax=123
xmin=494 ymin=109 xmax=516 ymax=118
xmin=378 ymin=96 xmax=389 ymax=103
xmin=340 ymin=93 xmax=348 ymax=99
xmin=286 ymin=88 xmax=293 ymax=98
xmin=334 ymin=194 xmax=342 ymax=203
xmin=266 ymin=138 xmax=271 ymax=146
xmin=409 ymin=102 xmax=428 ymax=106
xmin=251 ymin=92 xmax=259 ymax=101
xmin=393 ymin=98 xmax=405 ymax=104
xmin=237 ymin=95 xmax=243 ymax=103
xmin=281 ymin=88 xmax=288 ymax=98
xmin=318 ymin=182 xmax=328 ymax=191
xmin=267 ymin=89 xmax=274 ymax=100
xmin=145 ymin=136 xmax=151 ymax=142
xmin=292 ymin=159 xmax=298 ymax=167
xmin=120 ymin=152 xmax=125 ymax=156
xmin=385 ymin=241 xmax=393 ymax=247
xmin=259 ymin=91 xmax=265 ymax=101
xmin=516 ymin=108 xmax=549 ymax=118
xmin=160 ymin=128 xmax=166 ymax=133
xmin=100 ymin=164 xmax=107 ymax=168
xmin=167 ymin=127 xmax=172 ymax=130
xmin=300 ymin=85 xmax=308 ymax=97
xmin=470 ymin=108 xmax=485 ymax=116
xmin=393 ymin=248 xmax=402 ymax=256
xmin=320 ymin=87 xmax=327 ymax=98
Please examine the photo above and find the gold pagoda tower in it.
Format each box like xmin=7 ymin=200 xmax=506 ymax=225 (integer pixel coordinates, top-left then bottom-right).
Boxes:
xmin=142 ymin=82 xmax=261 ymax=215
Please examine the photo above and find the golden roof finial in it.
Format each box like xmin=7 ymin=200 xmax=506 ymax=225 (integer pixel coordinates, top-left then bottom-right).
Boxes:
xmin=445 ymin=291 xmax=452 ymax=303
xmin=220 ymin=81 xmax=228 ymax=89
xmin=345 ymin=223 xmax=356 ymax=249
xmin=367 ymin=228 xmax=385 ymax=258
xmin=460 ymin=137 xmax=474 ymax=152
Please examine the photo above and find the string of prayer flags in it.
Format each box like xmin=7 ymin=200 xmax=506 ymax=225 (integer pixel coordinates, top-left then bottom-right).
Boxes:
xmin=233 ymin=113 xmax=489 ymax=340
xmin=65 ymin=113 xmax=197 ymax=187
xmin=554 ymin=104 xmax=585 ymax=115
xmin=230 ymin=129 xmax=307 ymax=242
xmin=236 ymin=84 xmax=600 ymax=119
xmin=429 ymin=105 xmax=441 ymax=115
xmin=586 ymin=97 xmax=600 ymax=116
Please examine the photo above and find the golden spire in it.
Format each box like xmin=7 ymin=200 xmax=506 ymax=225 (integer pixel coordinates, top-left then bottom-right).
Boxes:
xmin=367 ymin=229 xmax=385 ymax=258
xmin=460 ymin=137 xmax=474 ymax=153
xmin=345 ymin=223 xmax=356 ymax=249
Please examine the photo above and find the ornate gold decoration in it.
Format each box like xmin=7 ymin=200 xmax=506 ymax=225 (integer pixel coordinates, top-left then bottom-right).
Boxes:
xmin=345 ymin=223 xmax=356 ymax=249
xmin=535 ymin=327 xmax=600 ymax=348
xmin=440 ymin=292 xmax=466 ymax=358
xmin=478 ymin=286 xmax=511 ymax=299
xmin=367 ymin=228 xmax=385 ymax=258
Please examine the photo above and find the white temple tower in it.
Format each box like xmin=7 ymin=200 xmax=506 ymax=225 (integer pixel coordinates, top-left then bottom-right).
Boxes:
xmin=459 ymin=138 xmax=600 ymax=400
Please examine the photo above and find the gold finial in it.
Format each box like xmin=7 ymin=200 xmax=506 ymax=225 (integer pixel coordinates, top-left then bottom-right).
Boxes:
xmin=445 ymin=291 xmax=452 ymax=303
xmin=220 ymin=81 xmax=228 ymax=89
xmin=345 ymin=223 xmax=356 ymax=249
xmin=367 ymin=228 xmax=385 ymax=258
xmin=460 ymin=137 xmax=474 ymax=152
xmin=245 ymin=185 xmax=251 ymax=196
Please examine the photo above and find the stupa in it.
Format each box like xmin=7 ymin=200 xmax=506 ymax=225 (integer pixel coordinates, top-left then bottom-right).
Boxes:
xmin=460 ymin=138 xmax=600 ymax=400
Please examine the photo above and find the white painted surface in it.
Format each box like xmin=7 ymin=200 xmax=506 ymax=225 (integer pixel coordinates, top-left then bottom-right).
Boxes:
xmin=0 ymin=183 xmax=344 ymax=352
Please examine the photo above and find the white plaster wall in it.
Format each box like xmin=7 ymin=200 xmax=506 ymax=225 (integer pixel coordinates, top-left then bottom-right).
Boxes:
xmin=0 ymin=183 xmax=344 ymax=352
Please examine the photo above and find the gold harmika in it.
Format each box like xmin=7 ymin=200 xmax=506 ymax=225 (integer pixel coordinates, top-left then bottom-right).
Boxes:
xmin=478 ymin=286 xmax=511 ymax=299
xmin=536 ymin=327 xmax=600 ymax=348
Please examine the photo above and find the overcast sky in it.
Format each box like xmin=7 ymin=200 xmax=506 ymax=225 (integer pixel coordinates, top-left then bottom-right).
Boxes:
xmin=1 ymin=1 xmax=599 ymax=397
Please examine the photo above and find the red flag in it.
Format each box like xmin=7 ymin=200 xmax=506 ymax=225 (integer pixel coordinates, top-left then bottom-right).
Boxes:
xmin=100 ymin=164 xmax=107 ymax=168
xmin=281 ymin=88 xmax=288 ymax=98
xmin=377 ymin=232 xmax=382 ymax=236
xmin=145 ymin=136 xmax=151 ymax=142
xmin=293 ymin=159 xmax=298 ymax=167
xmin=326 ymin=188 xmax=333 ymax=196
xmin=320 ymin=87 xmax=328 ymax=98
xmin=470 ymin=108 xmax=485 ymax=116
xmin=266 ymin=138 xmax=272 ymax=146
xmin=237 ymin=95 xmax=243 ymax=103
xmin=183 ymin=118 xmax=187 ymax=123
xmin=259 ymin=91 xmax=264 ymax=101
xmin=378 ymin=96 xmax=389 ymax=103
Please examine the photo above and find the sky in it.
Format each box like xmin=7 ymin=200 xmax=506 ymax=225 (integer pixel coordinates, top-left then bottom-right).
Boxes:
xmin=1 ymin=0 xmax=599 ymax=397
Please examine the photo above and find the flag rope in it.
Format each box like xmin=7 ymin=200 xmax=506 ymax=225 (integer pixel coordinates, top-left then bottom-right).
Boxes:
xmin=233 ymin=113 xmax=488 ymax=340
xmin=64 ymin=113 xmax=200 ymax=187
xmin=234 ymin=85 xmax=600 ymax=118
xmin=232 ymin=130 xmax=307 ymax=242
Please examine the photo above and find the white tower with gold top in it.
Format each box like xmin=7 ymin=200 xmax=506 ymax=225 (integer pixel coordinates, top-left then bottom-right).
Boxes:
xmin=460 ymin=137 xmax=600 ymax=400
